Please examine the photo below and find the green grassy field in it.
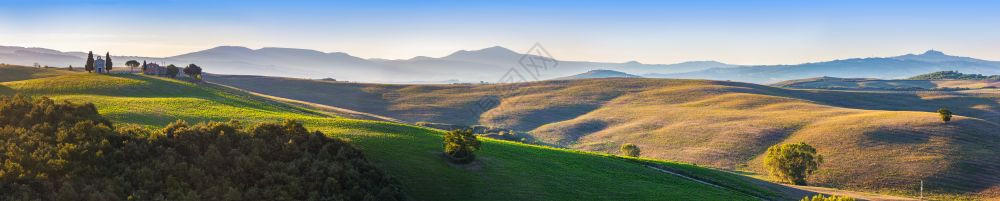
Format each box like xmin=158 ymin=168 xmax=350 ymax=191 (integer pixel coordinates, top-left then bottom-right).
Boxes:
xmin=206 ymin=74 xmax=1000 ymax=199
xmin=0 ymin=66 xmax=779 ymax=200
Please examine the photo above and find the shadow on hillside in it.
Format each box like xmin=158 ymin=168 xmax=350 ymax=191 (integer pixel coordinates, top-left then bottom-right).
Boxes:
xmin=722 ymin=81 xmax=1000 ymax=123
xmin=922 ymin=118 xmax=1000 ymax=195
xmin=718 ymin=81 xmax=1000 ymax=194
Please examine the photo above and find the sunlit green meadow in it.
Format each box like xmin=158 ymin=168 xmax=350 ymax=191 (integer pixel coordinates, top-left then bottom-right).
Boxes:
xmin=0 ymin=67 xmax=769 ymax=200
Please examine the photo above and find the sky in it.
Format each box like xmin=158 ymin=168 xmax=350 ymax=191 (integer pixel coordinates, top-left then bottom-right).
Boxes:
xmin=1 ymin=0 xmax=998 ymax=65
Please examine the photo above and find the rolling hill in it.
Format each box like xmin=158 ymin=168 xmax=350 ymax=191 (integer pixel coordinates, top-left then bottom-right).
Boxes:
xmin=0 ymin=66 xmax=793 ymax=200
xmin=772 ymin=76 xmax=1000 ymax=90
xmin=555 ymin=69 xmax=641 ymax=80
xmin=206 ymin=73 xmax=1000 ymax=199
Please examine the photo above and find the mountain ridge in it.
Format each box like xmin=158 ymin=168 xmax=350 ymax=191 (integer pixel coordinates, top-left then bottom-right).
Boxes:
xmin=5 ymin=45 xmax=996 ymax=84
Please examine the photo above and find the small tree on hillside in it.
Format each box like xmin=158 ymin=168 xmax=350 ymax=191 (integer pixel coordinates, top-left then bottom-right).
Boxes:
xmin=141 ymin=60 xmax=148 ymax=72
xmin=937 ymin=108 xmax=953 ymax=123
xmin=85 ymin=51 xmax=95 ymax=72
xmin=443 ymin=129 xmax=481 ymax=164
xmin=68 ymin=65 xmax=73 ymax=71
xmin=620 ymin=143 xmax=641 ymax=157
xmin=104 ymin=52 xmax=113 ymax=72
xmin=165 ymin=64 xmax=180 ymax=78
xmin=125 ymin=60 xmax=140 ymax=73
xmin=764 ymin=142 xmax=823 ymax=185
xmin=183 ymin=64 xmax=203 ymax=80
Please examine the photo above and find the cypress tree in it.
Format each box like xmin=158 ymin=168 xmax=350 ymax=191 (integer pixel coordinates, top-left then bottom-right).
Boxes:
xmin=85 ymin=51 xmax=95 ymax=72
xmin=105 ymin=52 xmax=113 ymax=72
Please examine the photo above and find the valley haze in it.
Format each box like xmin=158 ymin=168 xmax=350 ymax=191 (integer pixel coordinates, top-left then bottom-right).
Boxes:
xmin=3 ymin=45 xmax=997 ymax=84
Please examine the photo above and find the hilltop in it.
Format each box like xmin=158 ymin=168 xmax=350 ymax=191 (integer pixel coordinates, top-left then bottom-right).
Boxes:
xmin=555 ymin=69 xmax=641 ymax=80
xmin=207 ymin=73 xmax=1000 ymax=198
xmin=0 ymin=65 xmax=785 ymax=200
xmin=908 ymin=71 xmax=1000 ymax=81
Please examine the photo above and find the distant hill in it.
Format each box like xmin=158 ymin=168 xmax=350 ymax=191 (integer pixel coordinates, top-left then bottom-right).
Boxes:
xmin=908 ymin=70 xmax=1000 ymax=80
xmin=773 ymin=76 xmax=1000 ymax=90
xmin=207 ymin=74 xmax=1000 ymax=197
xmin=556 ymin=69 xmax=640 ymax=80
xmin=652 ymin=50 xmax=1000 ymax=84
xmin=0 ymin=45 xmax=734 ymax=83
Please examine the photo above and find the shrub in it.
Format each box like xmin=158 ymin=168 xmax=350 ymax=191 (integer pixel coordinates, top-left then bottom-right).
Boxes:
xmin=443 ymin=129 xmax=481 ymax=164
xmin=938 ymin=108 xmax=953 ymax=123
xmin=800 ymin=194 xmax=856 ymax=201
xmin=764 ymin=142 xmax=823 ymax=185
xmin=620 ymin=143 xmax=641 ymax=157
xmin=0 ymin=95 xmax=406 ymax=200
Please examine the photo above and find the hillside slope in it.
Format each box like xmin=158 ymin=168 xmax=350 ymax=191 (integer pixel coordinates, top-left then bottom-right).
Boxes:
xmin=0 ymin=66 xmax=776 ymax=200
xmin=207 ymin=74 xmax=1000 ymax=198
xmin=772 ymin=76 xmax=1000 ymax=90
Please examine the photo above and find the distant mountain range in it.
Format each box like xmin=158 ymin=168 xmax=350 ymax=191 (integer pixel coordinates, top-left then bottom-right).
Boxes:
xmin=0 ymin=45 xmax=732 ymax=83
xmin=651 ymin=50 xmax=1000 ymax=83
xmin=3 ymin=45 xmax=998 ymax=84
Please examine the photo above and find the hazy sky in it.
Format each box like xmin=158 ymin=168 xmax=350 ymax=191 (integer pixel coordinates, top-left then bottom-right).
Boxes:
xmin=1 ymin=0 xmax=998 ymax=65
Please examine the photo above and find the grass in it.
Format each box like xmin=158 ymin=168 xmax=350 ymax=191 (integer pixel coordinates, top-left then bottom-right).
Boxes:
xmin=207 ymin=74 xmax=1000 ymax=199
xmin=0 ymin=66 xmax=770 ymax=200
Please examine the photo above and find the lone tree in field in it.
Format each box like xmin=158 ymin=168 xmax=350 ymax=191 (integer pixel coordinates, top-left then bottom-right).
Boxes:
xmin=104 ymin=52 xmax=113 ymax=72
xmin=764 ymin=142 xmax=823 ymax=185
xmin=68 ymin=65 xmax=73 ymax=71
xmin=125 ymin=60 xmax=140 ymax=72
xmin=938 ymin=108 xmax=953 ymax=123
xmin=620 ymin=143 xmax=641 ymax=157
xmin=165 ymin=64 xmax=180 ymax=78
xmin=85 ymin=51 xmax=95 ymax=72
xmin=184 ymin=64 xmax=203 ymax=79
xmin=443 ymin=129 xmax=481 ymax=164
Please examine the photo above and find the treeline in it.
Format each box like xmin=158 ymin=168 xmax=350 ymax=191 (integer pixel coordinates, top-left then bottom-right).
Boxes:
xmin=908 ymin=71 xmax=1000 ymax=80
xmin=0 ymin=95 xmax=405 ymax=201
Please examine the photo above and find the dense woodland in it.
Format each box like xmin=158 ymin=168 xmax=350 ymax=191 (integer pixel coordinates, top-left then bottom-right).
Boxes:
xmin=908 ymin=70 xmax=1000 ymax=80
xmin=0 ymin=95 xmax=405 ymax=201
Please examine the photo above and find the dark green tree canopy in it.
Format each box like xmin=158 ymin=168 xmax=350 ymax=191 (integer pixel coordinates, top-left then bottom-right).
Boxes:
xmin=104 ymin=52 xmax=113 ymax=72
xmin=0 ymin=95 xmax=406 ymax=200
xmin=85 ymin=51 xmax=95 ymax=72
xmin=764 ymin=142 xmax=823 ymax=185
xmin=184 ymin=64 xmax=203 ymax=79
xmin=165 ymin=64 xmax=180 ymax=78
xmin=125 ymin=60 xmax=140 ymax=71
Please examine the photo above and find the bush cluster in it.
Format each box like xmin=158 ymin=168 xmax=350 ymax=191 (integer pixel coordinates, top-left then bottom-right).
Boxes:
xmin=442 ymin=129 xmax=481 ymax=164
xmin=0 ymin=95 xmax=405 ymax=201
xmin=799 ymin=194 xmax=856 ymax=201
